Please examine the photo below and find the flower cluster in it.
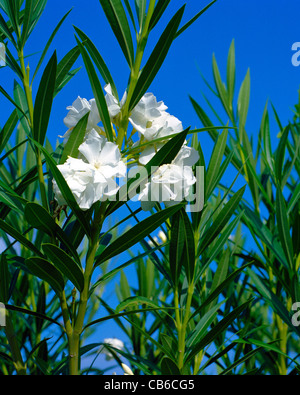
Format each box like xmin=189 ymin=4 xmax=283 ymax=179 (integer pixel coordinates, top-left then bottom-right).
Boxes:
xmin=54 ymin=86 xmax=199 ymax=211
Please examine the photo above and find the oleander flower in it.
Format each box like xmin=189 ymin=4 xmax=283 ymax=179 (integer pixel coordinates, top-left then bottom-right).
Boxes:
xmin=53 ymin=129 xmax=126 ymax=210
xmin=129 ymin=92 xmax=168 ymax=136
xmin=138 ymin=146 xmax=199 ymax=211
xmin=101 ymin=338 xmax=124 ymax=361
xmin=104 ymin=84 xmax=127 ymax=119
xmin=63 ymin=96 xmax=101 ymax=130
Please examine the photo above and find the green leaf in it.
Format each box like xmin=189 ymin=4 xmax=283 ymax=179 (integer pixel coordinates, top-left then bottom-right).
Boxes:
xmin=0 ymin=254 xmax=10 ymax=303
xmin=186 ymin=300 xmax=225 ymax=349
xmin=205 ymin=128 xmax=228 ymax=199
xmin=24 ymin=202 xmax=80 ymax=264
xmin=0 ymin=12 xmax=16 ymax=46
xmin=0 ymin=109 xmax=18 ymax=154
xmin=13 ymin=80 xmax=31 ymax=136
xmin=60 ymin=112 xmax=89 ymax=164
xmin=205 ymin=249 xmax=230 ymax=312
xmin=33 ymin=50 xmax=57 ymax=145
xmin=42 ymin=243 xmax=84 ymax=292
xmin=185 ymin=299 xmax=253 ymax=364
xmin=198 ymin=185 xmax=246 ymax=255
xmin=6 ymin=303 xmax=63 ymax=328
xmin=226 ymin=39 xmax=236 ymax=107
xmin=175 ymin=0 xmax=216 ymax=39
xmin=74 ymin=26 xmax=118 ymax=100
xmin=212 ymin=53 xmax=233 ymax=123
xmin=169 ymin=210 xmax=185 ymax=286
xmin=21 ymin=0 xmax=34 ymax=45
xmin=180 ymin=209 xmax=195 ymax=284
xmin=0 ymin=84 xmax=29 ymax=121
xmin=275 ymin=126 xmax=289 ymax=185
xmin=247 ymin=269 xmax=300 ymax=336
xmin=276 ymin=188 xmax=294 ymax=269
xmin=134 ymin=0 xmax=146 ymax=30
xmin=99 ymin=0 xmax=134 ymax=67
xmin=161 ymin=357 xmax=181 ymax=376
xmin=149 ymin=0 xmax=171 ymax=31
xmin=129 ymin=6 xmax=185 ymax=111
xmin=25 ymin=256 xmax=65 ymax=294
xmin=0 ymin=218 xmax=43 ymax=256
xmin=95 ymin=203 xmax=185 ymax=266
xmin=76 ymin=38 xmax=114 ymax=142
xmin=54 ymin=45 xmax=80 ymax=92
xmin=116 ymin=296 xmax=161 ymax=314
xmin=237 ymin=68 xmax=250 ymax=130
xmin=241 ymin=204 xmax=289 ymax=269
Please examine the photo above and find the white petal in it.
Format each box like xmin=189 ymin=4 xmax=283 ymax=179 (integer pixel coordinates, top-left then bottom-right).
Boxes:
xmin=78 ymin=130 xmax=105 ymax=164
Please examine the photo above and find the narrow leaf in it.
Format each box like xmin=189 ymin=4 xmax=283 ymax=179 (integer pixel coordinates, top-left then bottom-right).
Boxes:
xmin=25 ymin=256 xmax=65 ymax=294
xmin=42 ymin=243 xmax=84 ymax=292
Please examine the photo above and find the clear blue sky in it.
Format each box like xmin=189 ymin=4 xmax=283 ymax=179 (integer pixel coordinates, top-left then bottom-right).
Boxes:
xmin=1 ymin=0 xmax=300 ymax=374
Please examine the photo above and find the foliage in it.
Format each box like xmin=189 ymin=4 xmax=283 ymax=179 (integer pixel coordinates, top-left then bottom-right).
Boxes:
xmin=0 ymin=0 xmax=299 ymax=376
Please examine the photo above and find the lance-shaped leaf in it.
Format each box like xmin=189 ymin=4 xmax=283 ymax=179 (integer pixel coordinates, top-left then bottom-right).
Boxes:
xmin=0 ymin=218 xmax=43 ymax=257
xmin=54 ymin=45 xmax=81 ymax=94
xmin=24 ymin=202 xmax=81 ymax=264
xmin=0 ymin=12 xmax=16 ymax=46
xmin=99 ymin=0 xmax=134 ymax=67
xmin=169 ymin=210 xmax=185 ymax=286
xmin=129 ymin=6 xmax=185 ymax=111
xmin=179 ymin=209 xmax=195 ymax=284
xmin=42 ymin=243 xmax=84 ymax=292
xmin=198 ymin=185 xmax=246 ymax=255
xmin=149 ymin=0 xmax=171 ymax=31
xmin=276 ymin=188 xmax=294 ymax=269
xmin=237 ymin=68 xmax=250 ymax=130
xmin=0 ymin=109 xmax=18 ymax=154
xmin=205 ymin=128 xmax=228 ymax=199
xmin=33 ymin=50 xmax=57 ymax=145
xmin=184 ymin=299 xmax=253 ymax=365
xmin=161 ymin=357 xmax=181 ymax=376
xmin=0 ymin=254 xmax=10 ymax=303
xmin=95 ymin=203 xmax=185 ymax=266
xmin=21 ymin=0 xmax=35 ymax=45
xmin=25 ymin=256 xmax=65 ymax=294
xmin=60 ymin=112 xmax=89 ymax=164
xmin=76 ymin=38 xmax=114 ymax=142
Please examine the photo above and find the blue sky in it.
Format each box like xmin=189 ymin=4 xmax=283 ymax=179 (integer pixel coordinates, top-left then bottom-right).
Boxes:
xmin=1 ymin=0 xmax=300 ymax=374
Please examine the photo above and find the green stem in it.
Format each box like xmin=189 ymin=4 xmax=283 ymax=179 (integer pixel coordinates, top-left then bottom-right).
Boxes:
xmin=67 ymin=203 xmax=107 ymax=375
xmin=116 ymin=0 xmax=156 ymax=149
xmin=177 ymin=282 xmax=194 ymax=371
xmin=19 ymin=48 xmax=49 ymax=211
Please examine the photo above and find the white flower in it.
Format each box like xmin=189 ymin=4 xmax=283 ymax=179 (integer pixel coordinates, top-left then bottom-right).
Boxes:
xmin=101 ymin=338 xmax=124 ymax=361
xmin=121 ymin=363 xmax=134 ymax=376
xmin=128 ymin=93 xmax=185 ymax=165
xmin=104 ymin=84 xmax=127 ymax=119
xmin=63 ymin=96 xmax=101 ymax=130
xmin=129 ymin=93 xmax=168 ymax=136
xmin=138 ymin=147 xmax=199 ymax=211
xmin=53 ymin=129 xmax=126 ymax=210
